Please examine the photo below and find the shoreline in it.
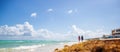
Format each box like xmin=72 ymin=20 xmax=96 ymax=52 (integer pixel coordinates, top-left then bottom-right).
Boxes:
xmin=0 ymin=41 xmax=77 ymax=52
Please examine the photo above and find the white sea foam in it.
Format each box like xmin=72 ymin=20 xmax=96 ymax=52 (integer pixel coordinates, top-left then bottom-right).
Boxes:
xmin=15 ymin=41 xmax=24 ymax=43
xmin=59 ymin=42 xmax=64 ymax=45
xmin=13 ymin=44 xmax=45 ymax=49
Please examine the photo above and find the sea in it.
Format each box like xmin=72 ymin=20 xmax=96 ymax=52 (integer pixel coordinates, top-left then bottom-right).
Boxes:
xmin=0 ymin=40 xmax=71 ymax=52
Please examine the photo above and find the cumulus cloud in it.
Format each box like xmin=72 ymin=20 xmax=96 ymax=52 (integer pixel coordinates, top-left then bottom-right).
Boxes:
xmin=47 ymin=8 xmax=53 ymax=12
xmin=72 ymin=25 xmax=85 ymax=34
xmin=0 ymin=22 xmax=34 ymax=36
xmin=0 ymin=22 xmax=107 ymax=40
xmin=31 ymin=12 xmax=37 ymax=17
xmin=0 ymin=22 xmax=67 ymax=40
xmin=70 ymin=25 xmax=108 ymax=39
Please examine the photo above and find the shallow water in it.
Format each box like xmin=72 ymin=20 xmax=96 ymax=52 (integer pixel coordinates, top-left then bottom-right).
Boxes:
xmin=0 ymin=40 xmax=71 ymax=52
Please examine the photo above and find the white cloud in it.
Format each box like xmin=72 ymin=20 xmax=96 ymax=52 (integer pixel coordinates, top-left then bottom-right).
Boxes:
xmin=70 ymin=25 xmax=108 ymax=39
xmin=0 ymin=22 xmax=67 ymax=40
xmin=67 ymin=9 xmax=78 ymax=14
xmin=47 ymin=8 xmax=53 ymax=12
xmin=68 ymin=10 xmax=73 ymax=14
xmin=0 ymin=22 xmax=34 ymax=36
xmin=0 ymin=22 xmax=108 ymax=40
xmin=71 ymin=25 xmax=85 ymax=34
xmin=31 ymin=12 xmax=37 ymax=17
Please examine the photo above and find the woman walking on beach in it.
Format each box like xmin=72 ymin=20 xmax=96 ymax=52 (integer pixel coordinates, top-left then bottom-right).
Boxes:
xmin=78 ymin=36 xmax=80 ymax=42
xmin=81 ymin=35 xmax=84 ymax=42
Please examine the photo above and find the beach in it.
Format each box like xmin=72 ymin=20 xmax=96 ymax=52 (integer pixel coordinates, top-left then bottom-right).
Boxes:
xmin=0 ymin=40 xmax=76 ymax=52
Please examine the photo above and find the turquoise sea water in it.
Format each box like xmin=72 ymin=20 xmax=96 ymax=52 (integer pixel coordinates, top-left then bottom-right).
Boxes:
xmin=0 ymin=40 xmax=70 ymax=48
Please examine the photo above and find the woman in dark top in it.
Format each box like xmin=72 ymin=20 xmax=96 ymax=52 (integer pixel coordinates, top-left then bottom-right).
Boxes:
xmin=81 ymin=35 xmax=84 ymax=41
xmin=78 ymin=36 xmax=80 ymax=42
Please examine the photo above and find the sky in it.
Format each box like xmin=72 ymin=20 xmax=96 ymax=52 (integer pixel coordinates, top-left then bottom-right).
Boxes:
xmin=0 ymin=0 xmax=120 ymax=40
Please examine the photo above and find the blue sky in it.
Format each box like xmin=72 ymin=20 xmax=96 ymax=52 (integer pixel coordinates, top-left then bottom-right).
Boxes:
xmin=0 ymin=0 xmax=120 ymax=40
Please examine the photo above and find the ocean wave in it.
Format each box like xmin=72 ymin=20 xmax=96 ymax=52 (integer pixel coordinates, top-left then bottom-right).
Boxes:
xmin=13 ymin=44 xmax=45 ymax=49
xmin=15 ymin=41 xmax=24 ymax=43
